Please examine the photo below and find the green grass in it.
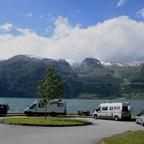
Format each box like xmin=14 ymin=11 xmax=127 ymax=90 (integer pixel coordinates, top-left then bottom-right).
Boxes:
xmin=0 ymin=117 xmax=91 ymax=126
xmin=98 ymin=131 xmax=144 ymax=144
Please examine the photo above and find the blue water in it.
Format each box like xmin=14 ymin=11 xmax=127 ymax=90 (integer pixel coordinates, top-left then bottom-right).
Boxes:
xmin=0 ymin=98 xmax=144 ymax=115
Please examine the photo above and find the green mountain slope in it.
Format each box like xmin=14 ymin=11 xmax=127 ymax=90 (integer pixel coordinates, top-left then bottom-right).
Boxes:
xmin=0 ymin=55 xmax=143 ymax=99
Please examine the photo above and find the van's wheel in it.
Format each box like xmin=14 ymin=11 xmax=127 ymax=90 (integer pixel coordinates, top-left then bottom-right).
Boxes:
xmin=51 ymin=112 xmax=57 ymax=117
xmin=141 ymin=122 xmax=144 ymax=126
xmin=127 ymin=116 xmax=131 ymax=121
xmin=94 ymin=114 xmax=98 ymax=119
xmin=114 ymin=116 xmax=119 ymax=121
xmin=25 ymin=112 xmax=32 ymax=116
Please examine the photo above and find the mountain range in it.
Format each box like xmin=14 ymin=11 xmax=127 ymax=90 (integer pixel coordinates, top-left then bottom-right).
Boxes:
xmin=0 ymin=55 xmax=144 ymax=99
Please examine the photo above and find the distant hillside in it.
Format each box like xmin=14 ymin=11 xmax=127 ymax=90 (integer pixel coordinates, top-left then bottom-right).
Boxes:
xmin=0 ymin=55 xmax=143 ymax=99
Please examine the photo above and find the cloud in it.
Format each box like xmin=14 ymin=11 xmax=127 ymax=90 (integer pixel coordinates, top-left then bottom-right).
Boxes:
xmin=25 ymin=13 xmax=32 ymax=17
xmin=116 ymin=0 xmax=126 ymax=7
xmin=53 ymin=16 xmax=73 ymax=39
xmin=0 ymin=16 xmax=144 ymax=63
xmin=136 ymin=8 xmax=144 ymax=19
xmin=17 ymin=28 xmax=33 ymax=34
xmin=0 ymin=23 xmax=13 ymax=32
xmin=40 ymin=15 xmax=44 ymax=19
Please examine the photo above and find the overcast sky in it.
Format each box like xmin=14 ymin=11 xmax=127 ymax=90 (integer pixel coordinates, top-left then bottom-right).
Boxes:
xmin=0 ymin=0 xmax=144 ymax=63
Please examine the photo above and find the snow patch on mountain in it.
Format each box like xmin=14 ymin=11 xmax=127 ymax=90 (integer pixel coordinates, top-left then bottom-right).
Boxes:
xmin=26 ymin=54 xmax=45 ymax=60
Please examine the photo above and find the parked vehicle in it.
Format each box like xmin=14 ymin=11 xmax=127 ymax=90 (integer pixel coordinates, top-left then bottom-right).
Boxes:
xmin=24 ymin=99 xmax=67 ymax=116
xmin=93 ymin=102 xmax=131 ymax=121
xmin=0 ymin=104 xmax=9 ymax=116
xmin=136 ymin=111 xmax=144 ymax=126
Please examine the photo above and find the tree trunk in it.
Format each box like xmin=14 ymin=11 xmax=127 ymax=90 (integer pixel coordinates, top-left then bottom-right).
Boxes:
xmin=44 ymin=103 xmax=47 ymax=119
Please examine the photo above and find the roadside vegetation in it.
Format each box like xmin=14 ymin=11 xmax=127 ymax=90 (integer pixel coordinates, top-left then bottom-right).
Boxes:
xmin=98 ymin=130 xmax=144 ymax=144
xmin=0 ymin=117 xmax=91 ymax=126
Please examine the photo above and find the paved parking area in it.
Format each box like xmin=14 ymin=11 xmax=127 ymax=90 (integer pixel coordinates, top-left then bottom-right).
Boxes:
xmin=0 ymin=118 xmax=143 ymax=144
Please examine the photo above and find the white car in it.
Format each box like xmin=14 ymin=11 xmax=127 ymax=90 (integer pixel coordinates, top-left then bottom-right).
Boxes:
xmin=136 ymin=111 xmax=144 ymax=126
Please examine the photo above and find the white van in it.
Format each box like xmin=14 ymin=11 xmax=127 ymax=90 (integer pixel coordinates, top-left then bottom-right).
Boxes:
xmin=93 ymin=102 xmax=131 ymax=121
xmin=24 ymin=99 xmax=67 ymax=116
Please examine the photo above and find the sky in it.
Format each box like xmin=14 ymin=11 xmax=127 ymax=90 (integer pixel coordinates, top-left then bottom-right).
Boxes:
xmin=0 ymin=0 xmax=144 ymax=63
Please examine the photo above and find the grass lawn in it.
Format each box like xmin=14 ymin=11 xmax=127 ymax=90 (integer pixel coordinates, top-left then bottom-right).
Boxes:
xmin=98 ymin=130 xmax=144 ymax=144
xmin=0 ymin=117 xmax=91 ymax=126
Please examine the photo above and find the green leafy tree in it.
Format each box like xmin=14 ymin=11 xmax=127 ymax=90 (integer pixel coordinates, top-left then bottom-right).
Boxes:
xmin=38 ymin=66 xmax=65 ymax=119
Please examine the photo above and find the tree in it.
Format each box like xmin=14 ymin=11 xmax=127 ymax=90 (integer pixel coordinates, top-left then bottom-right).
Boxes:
xmin=38 ymin=66 xmax=65 ymax=119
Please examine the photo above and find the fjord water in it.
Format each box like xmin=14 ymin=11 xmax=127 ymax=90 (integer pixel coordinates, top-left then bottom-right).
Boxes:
xmin=0 ymin=98 xmax=144 ymax=115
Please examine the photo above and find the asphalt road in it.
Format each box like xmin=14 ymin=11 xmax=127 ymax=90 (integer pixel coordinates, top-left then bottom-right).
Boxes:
xmin=0 ymin=118 xmax=143 ymax=144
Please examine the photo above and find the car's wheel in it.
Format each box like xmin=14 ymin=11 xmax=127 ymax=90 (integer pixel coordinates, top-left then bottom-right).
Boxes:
xmin=0 ymin=112 xmax=4 ymax=117
xmin=136 ymin=120 xmax=139 ymax=124
xmin=141 ymin=122 xmax=144 ymax=126
xmin=94 ymin=114 xmax=98 ymax=119
xmin=114 ymin=116 xmax=119 ymax=121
